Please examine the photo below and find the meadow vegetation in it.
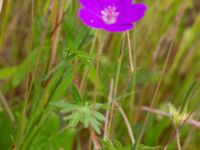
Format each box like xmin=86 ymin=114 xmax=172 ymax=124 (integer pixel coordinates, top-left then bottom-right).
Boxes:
xmin=0 ymin=0 xmax=200 ymax=149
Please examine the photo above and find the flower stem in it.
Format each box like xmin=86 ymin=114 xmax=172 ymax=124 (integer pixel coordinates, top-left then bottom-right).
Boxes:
xmin=93 ymin=32 xmax=103 ymax=107
xmin=107 ymin=32 xmax=125 ymax=138
xmin=80 ymin=31 xmax=98 ymax=93
xmin=127 ymin=31 xmax=134 ymax=72
xmin=176 ymin=129 xmax=182 ymax=150
xmin=103 ymin=79 xmax=114 ymax=140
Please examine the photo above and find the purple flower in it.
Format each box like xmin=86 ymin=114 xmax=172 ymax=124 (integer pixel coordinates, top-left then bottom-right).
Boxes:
xmin=78 ymin=0 xmax=147 ymax=32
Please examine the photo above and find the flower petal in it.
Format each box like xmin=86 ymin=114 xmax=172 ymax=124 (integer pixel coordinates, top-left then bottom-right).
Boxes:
xmin=79 ymin=0 xmax=106 ymax=13
xmin=79 ymin=9 xmax=104 ymax=28
xmin=117 ymin=4 xmax=147 ymax=24
xmin=112 ymin=0 xmax=132 ymax=11
xmin=103 ymin=23 xmax=133 ymax=32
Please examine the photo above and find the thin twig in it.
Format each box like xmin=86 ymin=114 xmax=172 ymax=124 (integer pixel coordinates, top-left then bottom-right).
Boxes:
xmin=141 ymin=106 xmax=169 ymax=117
xmin=117 ymin=102 xmax=135 ymax=144
xmin=40 ymin=0 xmax=53 ymax=42
xmin=141 ymin=106 xmax=200 ymax=129
xmin=107 ymin=33 xmax=126 ymax=138
xmin=92 ymin=31 xmax=106 ymax=149
xmin=104 ymin=78 xmax=136 ymax=143
xmin=176 ymin=130 xmax=181 ymax=150
xmin=127 ymin=31 xmax=134 ymax=72
xmin=103 ymin=79 xmax=114 ymax=140
xmin=0 ymin=0 xmax=3 ymax=14
xmin=93 ymin=31 xmax=103 ymax=107
xmin=91 ymin=129 xmax=101 ymax=149
xmin=50 ymin=0 xmax=65 ymax=68
xmin=80 ymin=31 xmax=98 ymax=92
xmin=187 ymin=119 xmax=200 ymax=128
xmin=0 ymin=90 xmax=15 ymax=123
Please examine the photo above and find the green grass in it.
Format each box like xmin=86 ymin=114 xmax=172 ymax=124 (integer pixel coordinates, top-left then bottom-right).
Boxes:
xmin=0 ymin=0 xmax=200 ymax=149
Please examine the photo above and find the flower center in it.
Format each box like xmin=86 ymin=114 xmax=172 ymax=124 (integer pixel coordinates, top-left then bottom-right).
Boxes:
xmin=101 ymin=6 xmax=119 ymax=24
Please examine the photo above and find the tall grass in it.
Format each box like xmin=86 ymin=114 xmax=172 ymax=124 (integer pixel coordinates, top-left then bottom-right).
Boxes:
xmin=0 ymin=0 xmax=200 ymax=149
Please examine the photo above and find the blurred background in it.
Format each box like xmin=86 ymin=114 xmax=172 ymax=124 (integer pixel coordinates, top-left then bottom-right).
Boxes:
xmin=0 ymin=0 xmax=200 ymax=149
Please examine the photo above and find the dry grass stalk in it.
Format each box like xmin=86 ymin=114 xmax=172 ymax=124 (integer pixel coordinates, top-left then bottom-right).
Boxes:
xmin=0 ymin=0 xmax=3 ymax=14
xmin=50 ymin=0 xmax=65 ymax=68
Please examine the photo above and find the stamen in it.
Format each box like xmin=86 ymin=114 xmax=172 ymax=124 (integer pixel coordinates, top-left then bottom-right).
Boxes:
xmin=101 ymin=6 xmax=119 ymax=24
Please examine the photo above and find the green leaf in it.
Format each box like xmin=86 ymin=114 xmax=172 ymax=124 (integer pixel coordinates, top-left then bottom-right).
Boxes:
xmin=94 ymin=111 xmax=106 ymax=122
xmin=179 ymin=79 xmax=199 ymax=113
xmin=29 ymin=113 xmax=74 ymax=150
xmin=63 ymin=114 xmax=76 ymax=121
xmin=60 ymin=105 xmax=80 ymax=113
xmin=0 ymin=67 xmax=16 ymax=80
xmin=90 ymin=117 xmax=101 ymax=134
xmin=52 ymin=89 xmax=105 ymax=134
xmin=50 ymin=67 xmax=74 ymax=101
xmin=42 ymin=60 xmax=66 ymax=81
xmin=83 ymin=111 xmax=90 ymax=128
xmin=113 ymin=140 xmax=124 ymax=150
xmin=12 ymin=49 xmax=40 ymax=87
xmin=94 ymin=103 xmax=110 ymax=110
xmin=71 ymin=85 xmax=82 ymax=103
xmin=69 ymin=113 xmax=81 ymax=127
xmin=51 ymin=101 xmax=73 ymax=108
xmin=0 ymin=112 xmax=14 ymax=150
xmin=51 ymin=101 xmax=79 ymax=113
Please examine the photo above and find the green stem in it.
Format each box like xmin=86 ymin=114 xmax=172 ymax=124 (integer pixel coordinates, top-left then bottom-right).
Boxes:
xmin=107 ymin=33 xmax=125 ymax=138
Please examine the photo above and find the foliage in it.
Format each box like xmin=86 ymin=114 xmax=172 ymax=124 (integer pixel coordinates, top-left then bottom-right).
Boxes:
xmin=52 ymin=86 xmax=106 ymax=134
xmin=29 ymin=113 xmax=75 ymax=150
xmin=0 ymin=0 xmax=200 ymax=149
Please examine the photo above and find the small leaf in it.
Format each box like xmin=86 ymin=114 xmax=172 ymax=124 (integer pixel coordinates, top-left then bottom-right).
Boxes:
xmin=69 ymin=113 xmax=81 ymax=127
xmin=50 ymin=67 xmax=74 ymax=101
xmin=113 ymin=140 xmax=124 ymax=149
xmin=179 ymin=79 xmax=199 ymax=113
xmin=83 ymin=113 xmax=90 ymax=128
xmin=71 ymin=85 xmax=82 ymax=102
xmin=0 ymin=67 xmax=16 ymax=80
xmin=94 ymin=103 xmax=110 ymax=110
xmin=63 ymin=114 xmax=75 ymax=121
xmin=0 ymin=112 xmax=13 ymax=149
xmin=52 ymin=89 xmax=105 ymax=134
xmin=42 ymin=61 xmax=66 ymax=81
xmin=168 ymin=103 xmax=178 ymax=121
xmin=60 ymin=105 xmax=79 ymax=113
xmin=51 ymin=101 xmax=78 ymax=113
xmin=90 ymin=117 xmax=101 ymax=134
xmin=12 ymin=49 xmax=40 ymax=87
xmin=94 ymin=112 xmax=106 ymax=122
xmin=51 ymin=101 xmax=72 ymax=108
